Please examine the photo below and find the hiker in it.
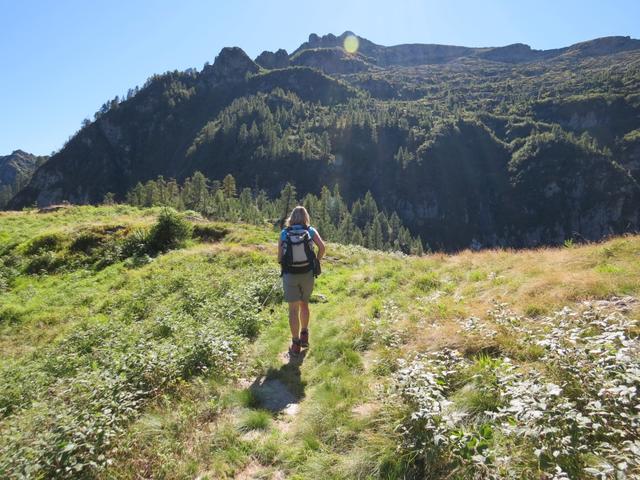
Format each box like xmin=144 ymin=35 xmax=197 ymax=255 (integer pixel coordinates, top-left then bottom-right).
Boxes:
xmin=278 ymin=206 xmax=325 ymax=356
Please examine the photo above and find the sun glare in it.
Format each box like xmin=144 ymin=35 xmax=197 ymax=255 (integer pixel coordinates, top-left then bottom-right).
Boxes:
xmin=343 ymin=34 xmax=359 ymax=54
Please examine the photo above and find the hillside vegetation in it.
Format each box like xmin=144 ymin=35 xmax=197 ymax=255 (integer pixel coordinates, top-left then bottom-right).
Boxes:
xmin=1 ymin=206 xmax=639 ymax=479
xmin=8 ymin=33 xmax=640 ymax=250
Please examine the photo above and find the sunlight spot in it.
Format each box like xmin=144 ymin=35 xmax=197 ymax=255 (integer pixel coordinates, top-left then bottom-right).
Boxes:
xmin=343 ymin=35 xmax=359 ymax=54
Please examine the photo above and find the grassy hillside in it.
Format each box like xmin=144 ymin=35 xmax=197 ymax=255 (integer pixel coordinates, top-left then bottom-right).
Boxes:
xmin=1 ymin=206 xmax=639 ymax=479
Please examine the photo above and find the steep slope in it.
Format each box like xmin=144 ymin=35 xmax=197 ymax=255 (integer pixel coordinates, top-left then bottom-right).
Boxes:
xmin=9 ymin=50 xmax=354 ymax=208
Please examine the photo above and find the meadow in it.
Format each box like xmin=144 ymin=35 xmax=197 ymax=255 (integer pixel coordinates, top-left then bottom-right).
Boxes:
xmin=1 ymin=206 xmax=638 ymax=479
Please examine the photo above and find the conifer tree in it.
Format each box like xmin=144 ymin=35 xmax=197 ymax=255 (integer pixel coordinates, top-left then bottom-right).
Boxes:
xmin=222 ymin=174 xmax=237 ymax=198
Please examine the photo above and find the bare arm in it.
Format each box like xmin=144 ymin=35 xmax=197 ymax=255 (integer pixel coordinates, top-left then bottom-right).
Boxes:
xmin=277 ymin=240 xmax=283 ymax=263
xmin=313 ymin=231 xmax=326 ymax=261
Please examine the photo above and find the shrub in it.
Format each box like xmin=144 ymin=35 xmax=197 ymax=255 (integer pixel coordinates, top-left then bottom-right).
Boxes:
xmin=24 ymin=251 xmax=64 ymax=274
xmin=69 ymin=231 xmax=105 ymax=254
xmin=120 ymin=228 xmax=150 ymax=258
xmin=146 ymin=209 xmax=193 ymax=254
xmin=21 ymin=232 xmax=66 ymax=255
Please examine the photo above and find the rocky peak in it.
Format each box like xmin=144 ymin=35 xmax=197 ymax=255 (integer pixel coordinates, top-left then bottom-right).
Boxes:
xmin=0 ymin=149 xmax=45 ymax=187
xmin=299 ymin=31 xmax=360 ymax=52
xmin=10 ymin=149 xmax=30 ymax=157
xmin=202 ymin=47 xmax=259 ymax=84
xmin=255 ymin=48 xmax=290 ymax=69
xmin=477 ymin=43 xmax=541 ymax=63
xmin=566 ymin=36 xmax=640 ymax=57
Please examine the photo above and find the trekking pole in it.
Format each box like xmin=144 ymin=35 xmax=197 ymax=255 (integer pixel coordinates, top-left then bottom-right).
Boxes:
xmin=260 ymin=276 xmax=281 ymax=309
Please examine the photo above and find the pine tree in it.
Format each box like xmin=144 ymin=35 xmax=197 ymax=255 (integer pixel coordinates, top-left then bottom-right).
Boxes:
xmin=337 ymin=213 xmax=355 ymax=244
xmin=277 ymin=182 xmax=297 ymax=227
xmin=351 ymin=227 xmax=364 ymax=247
xmin=126 ymin=182 xmax=145 ymax=206
xmin=238 ymin=123 xmax=249 ymax=143
xmin=362 ymin=191 xmax=379 ymax=225
xmin=320 ymin=131 xmax=331 ymax=159
xmin=191 ymin=171 xmax=209 ymax=210
xmin=222 ymin=174 xmax=237 ymax=198
xmin=102 ymin=192 xmax=116 ymax=205
xmin=369 ymin=217 xmax=384 ymax=250
xmin=411 ymin=236 xmax=424 ymax=256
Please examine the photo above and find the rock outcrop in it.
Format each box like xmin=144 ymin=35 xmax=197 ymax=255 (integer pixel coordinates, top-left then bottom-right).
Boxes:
xmin=201 ymin=47 xmax=259 ymax=85
xmin=255 ymin=49 xmax=290 ymax=69
xmin=290 ymin=48 xmax=372 ymax=74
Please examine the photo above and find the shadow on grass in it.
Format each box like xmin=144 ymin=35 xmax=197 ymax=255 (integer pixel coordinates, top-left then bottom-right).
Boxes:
xmin=249 ymin=350 xmax=307 ymax=413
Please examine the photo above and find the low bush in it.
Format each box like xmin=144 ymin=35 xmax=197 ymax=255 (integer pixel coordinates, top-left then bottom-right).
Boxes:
xmin=146 ymin=209 xmax=193 ymax=254
xmin=392 ymin=298 xmax=640 ymax=479
xmin=21 ymin=232 xmax=66 ymax=255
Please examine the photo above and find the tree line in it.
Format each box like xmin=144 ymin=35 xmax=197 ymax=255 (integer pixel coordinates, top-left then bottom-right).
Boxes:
xmin=122 ymin=172 xmax=425 ymax=255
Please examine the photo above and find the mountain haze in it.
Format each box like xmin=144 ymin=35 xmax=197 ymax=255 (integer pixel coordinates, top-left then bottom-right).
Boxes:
xmin=8 ymin=32 xmax=640 ymax=250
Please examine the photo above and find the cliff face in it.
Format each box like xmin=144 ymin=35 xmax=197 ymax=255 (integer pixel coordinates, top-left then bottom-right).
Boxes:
xmin=7 ymin=33 xmax=640 ymax=250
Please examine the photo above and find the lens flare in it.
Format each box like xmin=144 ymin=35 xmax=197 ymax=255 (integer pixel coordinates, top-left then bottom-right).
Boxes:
xmin=343 ymin=35 xmax=359 ymax=54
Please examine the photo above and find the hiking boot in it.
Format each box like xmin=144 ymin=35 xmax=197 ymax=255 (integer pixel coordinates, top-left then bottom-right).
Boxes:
xmin=289 ymin=339 xmax=301 ymax=356
xmin=300 ymin=329 xmax=309 ymax=348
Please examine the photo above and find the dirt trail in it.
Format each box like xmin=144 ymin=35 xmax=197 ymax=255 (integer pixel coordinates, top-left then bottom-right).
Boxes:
xmin=233 ymin=351 xmax=307 ymax=479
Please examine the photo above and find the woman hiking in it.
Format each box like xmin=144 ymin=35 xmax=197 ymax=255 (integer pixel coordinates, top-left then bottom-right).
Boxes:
xmin=278 ymin=206 xmax=325 ymax=356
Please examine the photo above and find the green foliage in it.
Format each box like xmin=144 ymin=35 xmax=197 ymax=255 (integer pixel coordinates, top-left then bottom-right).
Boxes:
xmin=0 ymin=212 xmax=280 ymax=477
xmin=21 ymin=232 xmax=66 ymax=255
xmin=146 ymin=208 xmax=193 ymax=254
xmin=238 ymin=410 xmax=271 ymax=432
xmin=125 ymin=173 xmax=425 ymax=254
xmin=395 ymin=300 xmax=640 ymax=479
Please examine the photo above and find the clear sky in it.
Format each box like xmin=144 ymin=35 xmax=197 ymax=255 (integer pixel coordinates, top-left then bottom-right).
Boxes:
xmin=1 ymin=0 xmax=639 ymax=156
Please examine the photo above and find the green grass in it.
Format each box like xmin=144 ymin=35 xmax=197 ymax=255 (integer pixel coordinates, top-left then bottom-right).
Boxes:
xmin=239 ymin=410 xmax=271 ymax=432
xmin=1 ymin=206 xmax=639 ymax=479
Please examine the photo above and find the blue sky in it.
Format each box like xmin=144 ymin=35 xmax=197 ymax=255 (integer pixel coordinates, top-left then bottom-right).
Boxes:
xmin=1 ymin=0 xmax=639 ymax=156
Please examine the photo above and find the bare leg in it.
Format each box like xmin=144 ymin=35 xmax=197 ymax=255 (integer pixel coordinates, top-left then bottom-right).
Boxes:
xmin=300 ymin=302 xmax=310 ymax=331
xmin=288 ymin=301 xmax=301 ymax=339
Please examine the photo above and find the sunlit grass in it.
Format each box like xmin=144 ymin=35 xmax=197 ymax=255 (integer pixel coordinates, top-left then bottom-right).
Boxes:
xmin=2 ymin=206 xmax=639 ymax=478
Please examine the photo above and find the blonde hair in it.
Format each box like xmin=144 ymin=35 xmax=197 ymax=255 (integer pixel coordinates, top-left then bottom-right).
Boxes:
xmin=286 ymin=206 xmax=311 ymax=227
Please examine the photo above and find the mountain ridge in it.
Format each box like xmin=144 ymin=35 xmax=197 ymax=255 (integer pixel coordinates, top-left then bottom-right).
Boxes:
xmin=276 ymin=31 xmax=640 ymax=67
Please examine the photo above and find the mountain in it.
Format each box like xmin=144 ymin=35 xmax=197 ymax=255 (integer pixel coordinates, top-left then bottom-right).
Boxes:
xmin=0 ymin=150 xmax=47 ymax=208
xmin=8 ymin=32 xmax=640 ymax=250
